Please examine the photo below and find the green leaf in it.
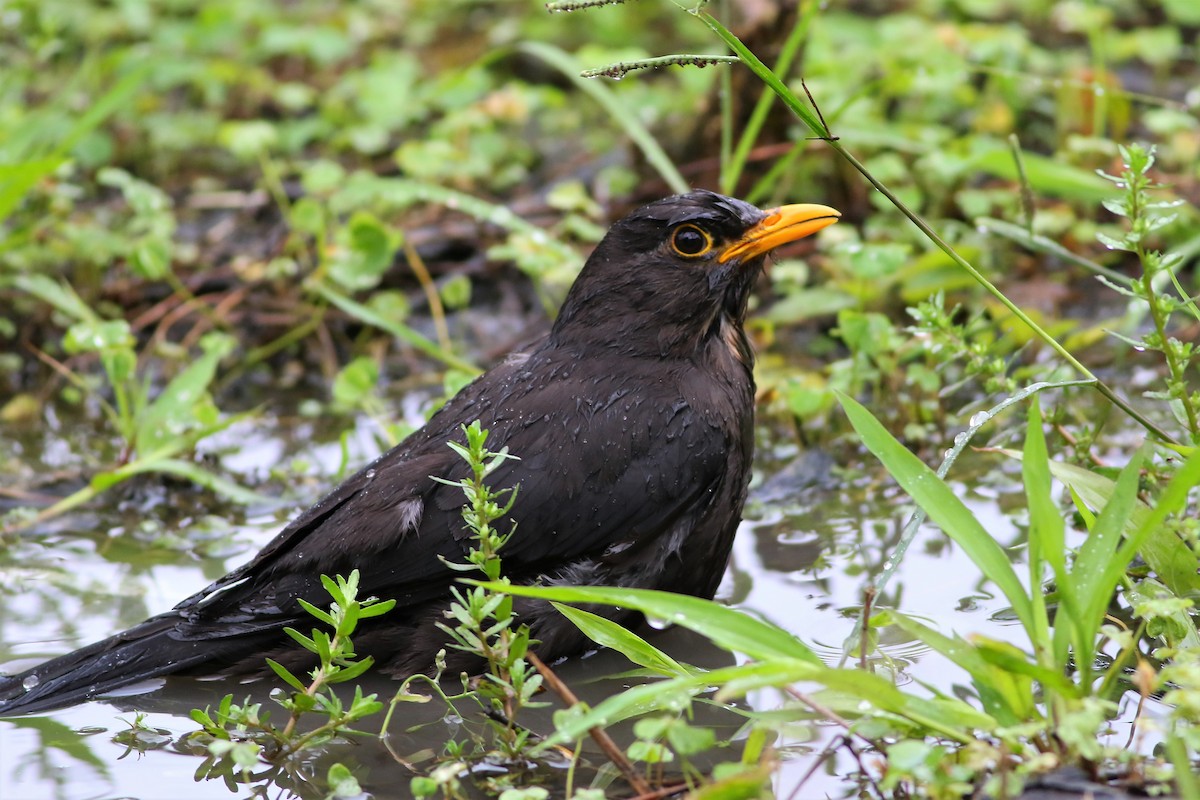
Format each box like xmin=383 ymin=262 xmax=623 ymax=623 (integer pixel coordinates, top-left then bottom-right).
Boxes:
xmin=266 ymin=658 xmax=308 ymax=692
xmin=971 ymin=146 xmax=1119 ymax=201
xmin=997 ymin=448 xmax=1200 ymax=610
xmin=321 ymin=573 xmax=343 ymax=601
xmin=471 ymin=582 xmax=819 ymax=664
xmin=11 ymin=275 xmax=98 ymax=323
xmin=552 ymin=603 xmax=696 ymax=677
xmin=312 ymin=282 xmax=477 ymax=373
xmin=1022 ymin=401 xmax=1073 ymax=668
xmin=665 ymin=722 xmax=716 ymax=756
xmin=63 ymin=319 xmax=135 ymax=355
xmin=327 ymin=211 xmax=395 ymax=292
xmin=327 ymin=656 xmax=375 ymax=684
xmin=326 ymin=763 xmax=363 ymax=799
xmin=0 ymin=64 xmax=149 ymax=223
xmin=331 ymin=356 xmax=379 ymax=410
xmin=1073 ymin=449 xmax=1144 ymax=648
xmin=297 ymin=598 xmax=335 ymax=627
xmin=969 ymin=635 xmax=1078 ymax=698
xmin=357 ymin=599 xmax=396 ymax=619
xmin=836 ymin=392 xmax=1035 ymax=633
xmin=537 ymin=659 xmax=990 ymax=752
xmin=284 ymin=627 xmax=318 ymax=653
xmin=135 ymin=332 xmax=235 ymax=456
xmin=124 ymin=456 xmax=272 ymax=506
xmin=881 ymin=611 xmax=1042 ymax=725
xmin=0 ymin=157 xmax=65 ymax=225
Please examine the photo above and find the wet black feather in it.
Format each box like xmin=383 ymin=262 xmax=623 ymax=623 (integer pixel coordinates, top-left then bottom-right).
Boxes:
xmin=0 ymin=191 xmax=771 ymax=715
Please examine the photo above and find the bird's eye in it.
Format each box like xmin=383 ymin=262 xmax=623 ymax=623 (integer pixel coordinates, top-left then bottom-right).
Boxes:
xmin=670 ymin=224 xmax=714 ymax=258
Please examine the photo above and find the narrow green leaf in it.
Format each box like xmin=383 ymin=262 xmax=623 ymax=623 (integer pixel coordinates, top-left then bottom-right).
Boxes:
xmin=1033 ymin=454 xmax=1200 ymax=599
xmin=320 ymin=573 xmax=341 ymax=601
xmin=312 ymin=282 xmax=477 ymax=373
xmin=327 ymin=657 xmax=375 ymax=684
xmin=694 ymin=12 xmax=827 ymax=138
xmin=358 ymin=599 xmax=396 ymax=619
xmin=552 ymin=603 xmax=696 ymax=677
xmin=128 ymin=457 xmax=272 ymax=506
xmin=1112 ymin=449 xmax=1200 ymax=590
xmin=969 ymin=636 xmax=1078 ymax=698
xmin=284 ymin=627 xmax=317 ymax=653
xmin=297 ymin=598 xmax=335 ymax=627
xmin=971 ymin=147 xmax=1119 ymax=201
xmin=1075 ymin=449 xmax=1144 ymax=644
xmin=266 ymin=658 xmax=308 ymax=692
xmin=533 ymin=661 xmax=812 ymax=750
xmin=471 ymin=582 xmax=819 ymax=664
xmin=0 ymin=158 xmax=65 ymax=224
xmin=312 ymin=630 xmax=333 ymax=661
xmin=837 ymin=392 xmax=1035 ymax=633
xmin=883 ymin=612 xmax=1039 ymax=724
xmin=1021 ymin=401 xmax=1073 ymax=668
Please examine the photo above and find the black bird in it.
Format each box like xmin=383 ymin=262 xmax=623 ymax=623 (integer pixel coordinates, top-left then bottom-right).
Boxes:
xmin=0 ymin=190 xmax=839 ymax=715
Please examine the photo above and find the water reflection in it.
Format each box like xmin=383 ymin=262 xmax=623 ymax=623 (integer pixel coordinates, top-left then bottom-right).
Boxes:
xmin=1 ymin=409 xmax=1041 ymax=799
xmin=3 ymin=627 xmax=747 ymax=800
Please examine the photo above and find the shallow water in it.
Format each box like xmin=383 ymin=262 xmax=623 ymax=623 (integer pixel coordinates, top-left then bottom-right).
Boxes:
xmin=0 ymin=391 xmax=1156 ymax=799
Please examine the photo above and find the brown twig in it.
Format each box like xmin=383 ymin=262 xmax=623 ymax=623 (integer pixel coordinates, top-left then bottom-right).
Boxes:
xmin=404 ymin=239 xmax=451 ymax=353
xmin=859 ymin=586 xmax=876 ymax=671
xmin=627 ymin=781 xmax=689 ymax=800
xmin=800 ymin=79 xmax=837 ymax=141
xmin=787 ymin=734 xmax=844 ymax=800
xmin=782 ymin=686 xmax=854 ymax=732
xmin=526 ymin=651 xmax=653 ymax=796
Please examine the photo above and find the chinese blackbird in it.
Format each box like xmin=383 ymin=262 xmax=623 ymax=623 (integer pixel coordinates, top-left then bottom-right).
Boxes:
xmin=0 ymin=190 xmax=838 ymax=715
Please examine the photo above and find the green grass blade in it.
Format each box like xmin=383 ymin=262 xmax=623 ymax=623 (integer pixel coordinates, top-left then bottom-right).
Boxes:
xmin=551 ymin=603 xmax=696 ymax=677
xmin=721 ymin=1 xmax=818 ymax=194
xmin=535 ymin=659 xmax=988 ymax=751
xmin=471 ymin=582 xmax=819 ymax=664
xmin=312 ymin=282 xmax=478 ymax=373
xmin=0 ymin=65 xmax=150 ymax=224
xmin=131 ymin=458 xmax=274 ymax=506
xmin=837 ymin=391 xmax=1035 ymax=634
xmin=996 ymin=446 xmax=1200 ymax=649
xmin=136 ymin=334 xmax=235 ymax=455
xmin=1074 ymin=448 xmax=1144 ymax=647
xmin=1021 ymin=400 xmax=1073 ymax=668
xmin=883 ymin=611 xmax=1042 ymax=724
xmin=970 ymin=147 xmax=1118 ymax=202
xmin=1112 ymin=448 xmax=1200 ymax=581
xmin=696 ymin=12 xmax=827 ymax=138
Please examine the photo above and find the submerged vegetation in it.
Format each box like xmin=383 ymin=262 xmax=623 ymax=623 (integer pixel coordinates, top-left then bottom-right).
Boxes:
xmin=1 ymin=0 xmax=1199 ymax=798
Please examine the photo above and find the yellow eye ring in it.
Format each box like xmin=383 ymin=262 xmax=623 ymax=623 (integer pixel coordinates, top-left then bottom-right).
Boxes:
xmin=670 ymin=224 xmax=714 ymax=258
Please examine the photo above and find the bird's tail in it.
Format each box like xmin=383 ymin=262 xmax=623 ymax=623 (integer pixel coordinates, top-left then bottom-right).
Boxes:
xmin=0 ymin=614 xmax=229 ymax=716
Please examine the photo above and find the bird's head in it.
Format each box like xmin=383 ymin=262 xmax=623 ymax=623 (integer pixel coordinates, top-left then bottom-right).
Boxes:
xmin=549 ymin=190 xmax=840 ymax=360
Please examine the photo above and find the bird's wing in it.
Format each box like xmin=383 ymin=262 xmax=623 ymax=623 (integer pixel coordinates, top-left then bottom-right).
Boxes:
xmin=169 ymin=354 xmax=735 ymax=638
xmin=425 ymin=357 xmax=739 ymax=574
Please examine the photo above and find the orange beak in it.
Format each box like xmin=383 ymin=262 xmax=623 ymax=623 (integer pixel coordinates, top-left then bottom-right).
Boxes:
xmin=718 ymin=203 xmax=841 ymax=264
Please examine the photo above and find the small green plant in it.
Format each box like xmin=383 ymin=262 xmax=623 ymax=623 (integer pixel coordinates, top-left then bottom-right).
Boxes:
xmin=479 ymin=392 xmax=1200 ymax=796
xmin=1095 ymin=143 xmax=1199 ymax=446
xmin=431 ymin=421 xmax=544 ymax=758
xmin=379 ymin=421 xmax=547 ymax=794
xmin=0 ymin=290 xmax=263 ymax=534
xmin=907 ymin=292 xmax=1021 ymax=397
xmin=111 ymin=712 xmax=173 ymax=758
xmin=188 ymin=570 xmax=394 ymax=783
